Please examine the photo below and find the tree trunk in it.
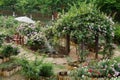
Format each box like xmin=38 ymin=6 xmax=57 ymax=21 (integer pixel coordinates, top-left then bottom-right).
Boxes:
xmin=66 ymin=34 xmax=70 ymax=55
xmin=80 ymin=40 xmax=84 ymax=61
xmin=95 ymin=34 xmax=99 ymax=59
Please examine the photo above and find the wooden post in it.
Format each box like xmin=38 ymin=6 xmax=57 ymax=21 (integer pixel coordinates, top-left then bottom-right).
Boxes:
xmin=80 ymin=40 xmax=84 ymax=61
xmin=66 ymin=34 xmax=70 ymax=55
xmin=95 ymin=33 xmax=99 ymax=59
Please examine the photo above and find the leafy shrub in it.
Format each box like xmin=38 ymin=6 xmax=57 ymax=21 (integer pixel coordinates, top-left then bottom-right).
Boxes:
xmin=114 ymin=63 xmax=120 ymax=72
xmin=0 ymin=34 xmax=5 ymax=47
xmin=19 ymin=58 xmax=40 ymax=80
xmin=39 ymin=63 xmax=53 ymax=77
xmin=1 ymin=45 xmax=20 ymax=57
xmin=0 ymin=16 xmax=19 ymax=28
xmin=27 ymin=32 xmax=45 ymax=50
xmin=17 ymin=23 xmax=46 ymax=51
xmin=12 ymin=47 xmax=20 ymax=55
xmin=1 ymin=45 xmax=13 ymax=57
xmin=70 ymin=66 xmax=88 ymax=78
xmin=19 ymin=57 xmax=54 ymax=80
xmin=114 ymin=24 xmax=120 ymax=44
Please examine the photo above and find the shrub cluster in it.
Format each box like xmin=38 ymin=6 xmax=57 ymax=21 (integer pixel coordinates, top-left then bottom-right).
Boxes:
xmin=19 ymin=58 xmax=54 ymax=80
xmin=0 ymin=45 xmax=20 ymax=57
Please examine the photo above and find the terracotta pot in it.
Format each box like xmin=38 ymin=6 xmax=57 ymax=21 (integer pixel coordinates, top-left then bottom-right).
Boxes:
xmin=58 ymin=75 xmax=69 ymax=80
xmin=58 ymin=71 xmax=69 ymax=80
xmin=91 ymin=78 xmax=98 ymax=80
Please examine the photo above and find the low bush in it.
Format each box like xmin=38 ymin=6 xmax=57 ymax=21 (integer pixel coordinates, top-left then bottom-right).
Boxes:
xmin=19 ymin=57 xmax=54 ymax=80
xmin=1 ymin=45 xmax=13 ymax=57
xmin=0 ymin=34 xmax=5 ymax=47
xmin=0 ymin=45 xmax=20 ymax=57
xmin=39 ymin=63 xmax=53 ymax=77
xmin=114 ymin=24 xmax=120 ymax=44
xmin=114 ymin=63 xmax=120 ymax=72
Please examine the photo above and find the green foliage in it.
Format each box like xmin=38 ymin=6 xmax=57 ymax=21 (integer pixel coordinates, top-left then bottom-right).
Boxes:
xmin=70 ymin=67 xmax=88 ymax=78
xmin=114 ymin=63 xmax=120 ymax=72
xmin=19 ymin=58 xmax=40 ymax=80
xmin=96 ymin=0 xmax=120 ymax=21
xmin=0 ymin=16 xmax=19 ymax=36
xmin=114 ymin=24 xmax=120 ymax=44
xmin=12 ymin=47 xmax=20 ymax=55
xmin=54 ymin=1 xmax=114 ymax=41
xmin=19 ymin=57 xmax=54 ymax=80
xmin=0 ymin=58 xmax=18 ymax=69
xmin=39 ymin=63 xmax=53 ymax=77
xmin=1 ymin=45 xmax=13 ymax=57
xmin=0 ymin=16 xmax=19 ymax=28
xmin=96 ymin=0 xmax=120 ymax=13
xmin=17 ymin=24 xmax=46 ymax=50
xmin=52 ymin=1 xmax=114 ymax=59
xmin=15 ymin=0 xmax=37 ymax=14
xmin=0 ymin=34 xmax=5 ymax=47
xmin=0 ymin=45 xmax=19 ymax=57
xmin=0 ymin=0 xmax=80 ymax=15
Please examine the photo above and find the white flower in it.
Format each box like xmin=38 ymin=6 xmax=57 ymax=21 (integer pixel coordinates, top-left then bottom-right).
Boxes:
xmin=82 ymin=75 xmax=84 ymax=78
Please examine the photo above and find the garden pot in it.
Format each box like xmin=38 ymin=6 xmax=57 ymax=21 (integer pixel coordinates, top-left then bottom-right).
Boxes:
xmin=58 ymin=71 xmax=69 ymax=80
xmin=91 ymin=78 xmax=98 ymax=80
xmin=58 ymin=75 xmax=69 ymax=80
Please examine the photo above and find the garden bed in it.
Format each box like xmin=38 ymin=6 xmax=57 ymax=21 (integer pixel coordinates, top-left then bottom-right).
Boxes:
xmin=0 ymin=59 xmax=21 ymax=77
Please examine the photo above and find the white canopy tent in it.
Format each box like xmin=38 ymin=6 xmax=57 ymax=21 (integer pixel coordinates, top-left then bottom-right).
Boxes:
xmin=15 ymin=16 xmax=35 ymax=24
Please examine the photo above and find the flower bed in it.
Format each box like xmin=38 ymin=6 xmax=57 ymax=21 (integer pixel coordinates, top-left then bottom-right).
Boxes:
xmin=0 ymin=64 xmax=21 ymax=77
xmin=69 ymin=59 xmax=120 ymax=79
